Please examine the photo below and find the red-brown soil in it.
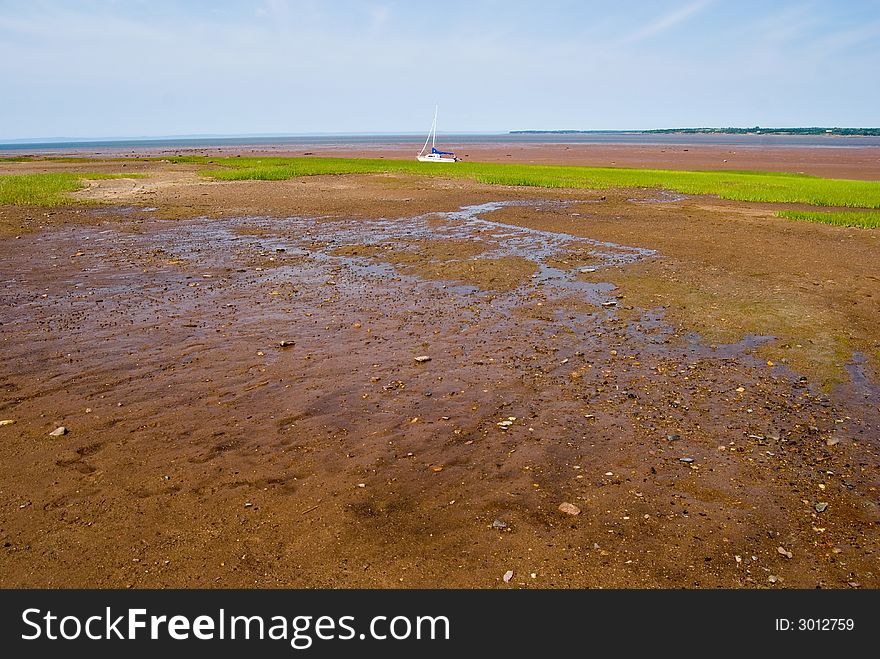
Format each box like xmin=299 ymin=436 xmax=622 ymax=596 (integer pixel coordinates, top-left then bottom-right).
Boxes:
xmin=0 ymin=157 xmax=877 ymax=589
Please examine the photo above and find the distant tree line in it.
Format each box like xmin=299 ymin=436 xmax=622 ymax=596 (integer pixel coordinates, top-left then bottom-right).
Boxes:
xmin=511 ymin=127 xmax=880 ymax=136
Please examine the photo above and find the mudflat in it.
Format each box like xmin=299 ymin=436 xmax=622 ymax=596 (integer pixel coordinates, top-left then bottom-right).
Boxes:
xmin=0 ymin=153 xmax=877 ymax=588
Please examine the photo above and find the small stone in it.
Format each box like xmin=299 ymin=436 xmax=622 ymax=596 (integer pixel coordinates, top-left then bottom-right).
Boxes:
xmin=768 ymin=575 xmax=779 ymax=584
xmin=502 ymin=570 xmax=514 ymax=583
xmin=491 ymin=519 xmax=508 ymax=530
xmin=497 ymin=420 xmax=513 ymax=428
xmin=814 ymin=502 xmax=828 ymax=513
xmin=278 ymin=340 xmax=295 ymax=348
xmin=667 ymin=434 xmax=681 ymax=442
xmin=431 ymin=465 xmax=444 ymax=473
xmin=579 ymin=267 xmax=597 ymax=274
xmin=601 ymin=301 xmax=617 ymax=308
xmin=244 ymin=502 xmax=253 ymax=508
xmin=414 ymin=355 xmax=431 ymax=363
xmin=0 ymin=419 xmax=15 ymax=426
xmin=558 ymin=502 xmax=581 ymax=516
xmin=777 ymin=546 xmax=793 ymax=559
xmin=679 ymin=457 xmax=694 ymax=463
xmin=49 ymin=426 xmax=67 ymax=437
xmin=825 ymin=437 xmax=840 ymax=447
xmin=735 ymin=387 xmax=745 ymax=393
xmin=357 ymin=483 xmax=366 ymax=488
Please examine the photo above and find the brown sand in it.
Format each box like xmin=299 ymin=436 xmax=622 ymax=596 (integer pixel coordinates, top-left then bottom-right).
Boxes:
xmin=0 ymin=154 xmax=878 ymax=589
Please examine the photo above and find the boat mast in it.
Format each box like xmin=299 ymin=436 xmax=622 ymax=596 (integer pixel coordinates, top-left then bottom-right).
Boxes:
xmin=419 ymin=105 xmax=438 ymax=157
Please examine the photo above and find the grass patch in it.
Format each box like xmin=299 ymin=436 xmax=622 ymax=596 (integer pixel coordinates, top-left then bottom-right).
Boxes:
xmin=0 ymin=172 xmax=138 ymax=206
xmin=175 ymin=156 xmax=880 ymax=209
xmin=776 ymin=210 xmax=880 ymax=228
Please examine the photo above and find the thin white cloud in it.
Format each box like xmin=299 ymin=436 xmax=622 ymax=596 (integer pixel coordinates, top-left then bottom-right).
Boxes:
xmin=618 ymin=0 xmax=714 ymax=45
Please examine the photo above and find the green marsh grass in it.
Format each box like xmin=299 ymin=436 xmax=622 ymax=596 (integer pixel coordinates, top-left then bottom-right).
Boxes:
xmin=178 ymin=156 xmax=880 ymax=210
xmin=0 ymin=172 xmax=137 ymax=206
xmin=776 ymin=210 xmax=880 ymax=229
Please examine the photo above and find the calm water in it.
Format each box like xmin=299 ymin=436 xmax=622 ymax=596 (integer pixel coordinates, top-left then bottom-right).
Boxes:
xmin=3 ymin=132 xmax=880 ymax=153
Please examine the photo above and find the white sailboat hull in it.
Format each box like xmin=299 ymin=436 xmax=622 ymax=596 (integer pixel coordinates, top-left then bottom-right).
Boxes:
xmin=417 ymin=154 xmax=457 ymax=163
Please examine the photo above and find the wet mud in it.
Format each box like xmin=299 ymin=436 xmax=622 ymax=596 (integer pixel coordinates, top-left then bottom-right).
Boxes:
xmin=2 ymin=192 xmax=878 ymax=589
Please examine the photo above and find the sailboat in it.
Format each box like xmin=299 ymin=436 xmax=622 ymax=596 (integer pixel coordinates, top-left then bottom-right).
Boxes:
xmin=417 ymin=106 xmax=459 ymax=162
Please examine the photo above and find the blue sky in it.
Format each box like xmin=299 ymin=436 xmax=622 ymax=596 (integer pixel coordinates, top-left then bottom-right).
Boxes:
xmin=1 ymin=0 xmax=878 ymax=138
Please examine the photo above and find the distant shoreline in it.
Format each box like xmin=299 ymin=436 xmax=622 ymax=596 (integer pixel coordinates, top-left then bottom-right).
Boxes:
xmin=511 ymin=128 xmax=880 ymax=137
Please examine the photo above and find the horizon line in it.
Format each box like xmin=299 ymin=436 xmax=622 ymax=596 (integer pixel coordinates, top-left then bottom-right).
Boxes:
xmin=3 ymin=126 xmax=880 ymax=145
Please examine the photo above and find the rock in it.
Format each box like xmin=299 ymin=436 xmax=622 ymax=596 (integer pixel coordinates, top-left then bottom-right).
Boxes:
xmin=825 ymin=437 xmax=840 ymax=447
xmin=777 ymin=546 xmax=793 ymax=559
xmin=768 ymin=575 xmax=779 ymax=584
xmin=601 ymin=301 xmax=617 ymax=308
xmin=431 ymin=465 xmax=444 ymax=473
xmin=735 ymin=386 xmax=745 ymax=393
xmin=49 ymin=426 xmax=68 ymax=437
xmin=278 ymin=340 xmax=295 ymax=348
xmin=503 ymin=570 xmax=514 ymax=583
xmin=0 ymin=419 xmax=15 ymax=426
xmin=414 ymin=355 xmax=431 ymax=363
xmin=496 ymin=420 xmax=513 ymax=429
xmin=558 ymin=502 xmax=581 ymax=516
xmin=679 ymin=457 xmax=694 ymax=463
xmin=244 ymin=502 xmax=253 ymax=508
xmin=814 ymin=502 xmax=828 ymax=513
xmin=667 ymin=434 xmax=681 ymax=442
xmin=491 ymin=519 xmax=508 ymax=530
xmin=579 ymin=267 xmax=597 ymax=274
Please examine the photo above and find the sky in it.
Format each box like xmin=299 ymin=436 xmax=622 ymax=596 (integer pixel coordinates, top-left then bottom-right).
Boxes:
xmin=1 ymin=0 xmax=879 ymax=139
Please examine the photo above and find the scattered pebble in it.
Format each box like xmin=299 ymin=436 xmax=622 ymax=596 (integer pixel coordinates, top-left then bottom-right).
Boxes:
xmin=814 ymin=502 xmax=828 ymax=513
xmin=558 ymin=502 xmax=581 ymax=516
xmin=431 ymin=465 xmax=444 ymax=473
xmin=503 ymin=570 xmax=514 ymax=583
xmin=278 ymin=340 xmax=295 ymax=348
xmin=768 ymin=575 xmax=779 ymax=584
xmin=49 ymin=426 xmax=68 ymax=437
xmin=491 ymin=519 xmax=508 ymax=530
xmin=414 ymin=355 xmax=431 ymax=363
xmin=777 ymin=546 xmax=793 ymax=559
xmin=601 ymin=300 xmax=617 ymax=308
xmin=0 ymin=419 xmax=15 ymax=426
xmin=679 ymin=457 xmax=694 ymax=463
xmin=825 ymin=437 xmax=840 ymax=447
